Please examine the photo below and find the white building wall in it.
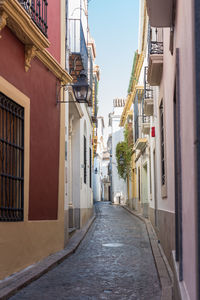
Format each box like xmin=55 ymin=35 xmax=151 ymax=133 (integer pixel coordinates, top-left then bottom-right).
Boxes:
xmin=79 ymin=105 xmax=93 ymax=227
xmin=110 ymin=104 xmax=127 ymax=204
xmin=93 ymin=155 xmax=101 ymax=202
xmin=67 ymin=0 xmax=94 ymax=229
xmin=72 ymin=118 xmax=81 ymax=211
xmin=93 ymin=117 xmax=105 ymax=202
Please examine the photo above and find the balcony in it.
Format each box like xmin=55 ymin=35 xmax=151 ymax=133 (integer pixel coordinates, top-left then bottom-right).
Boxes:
xmin=93 ymin=136 xmax=98 ymax=145
xmin=135 ymin=138 xmax=147 ymax=151
xmin=142 ymin=116 xmax=150 ymax=135
xmin=69 ymin=19 xmax=88 ymax=77
xmin=148 ymin=28 xmax=163 ymax=86
xmin=18 ymin=0 xmax=48 ymax=37
xmin=146 ymin=0 xmax=174 ymax=28
xmin=144 ymin=67 xmax=154 ymax=116
xmin=92 ymin=116 xmax=97 ymax=124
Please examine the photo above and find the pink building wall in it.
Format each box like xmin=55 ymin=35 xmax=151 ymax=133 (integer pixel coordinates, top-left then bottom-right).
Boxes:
xmin=176 ymin=0 xmax=197 ymax=299
xmin=47 ymin=0 xmax=61 ymax=63
xmin=161 ymin=0 xmax=197 ymax=298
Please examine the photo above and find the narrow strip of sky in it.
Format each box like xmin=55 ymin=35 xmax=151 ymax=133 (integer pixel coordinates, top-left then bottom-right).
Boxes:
xmin=88 ymin=0 xmax=139 ymax=125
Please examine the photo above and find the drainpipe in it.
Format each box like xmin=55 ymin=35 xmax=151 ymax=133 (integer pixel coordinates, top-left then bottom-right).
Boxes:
xmin=194 ymin=0 xmax=200 ymax=298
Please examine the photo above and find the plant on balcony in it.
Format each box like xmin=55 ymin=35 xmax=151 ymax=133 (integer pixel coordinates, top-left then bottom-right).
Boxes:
xmin=116 ymin=124 xmax=133 ymax=181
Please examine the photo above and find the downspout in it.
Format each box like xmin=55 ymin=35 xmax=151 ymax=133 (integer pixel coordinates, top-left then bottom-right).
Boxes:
xmin=194 ymin=0 xmax=200 ymax=298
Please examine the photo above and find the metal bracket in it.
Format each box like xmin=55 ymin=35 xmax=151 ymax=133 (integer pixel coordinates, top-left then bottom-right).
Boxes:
xmin=56 ymin=81 xmax=75 ymax=104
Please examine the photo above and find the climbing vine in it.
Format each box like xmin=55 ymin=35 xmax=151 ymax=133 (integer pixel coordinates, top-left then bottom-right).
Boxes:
xmin=116 ymin=124 xmax=133 ymax=181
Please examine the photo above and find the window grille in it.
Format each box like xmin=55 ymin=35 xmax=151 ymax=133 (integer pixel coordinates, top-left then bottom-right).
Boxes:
xmin=149 ymin=155 xmax=152 ymax=195
xmin=160 ymin=100 xmax=165 ymax=185
xmin=89 ymin=148 xmax=92 ymax=188
xmin=0 ymin=93 xmax=24 ymax=221
xmin=84 ymin=136 xmax=86 ymax=184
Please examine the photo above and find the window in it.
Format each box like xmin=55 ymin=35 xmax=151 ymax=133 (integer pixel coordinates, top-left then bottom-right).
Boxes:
xmin=0 ymin=92 xmax=24 ymax=221
xmin=160 ymin=100 xmax=165 ymax=186
xmin=84 ymin=136 xmax=86 ymax=184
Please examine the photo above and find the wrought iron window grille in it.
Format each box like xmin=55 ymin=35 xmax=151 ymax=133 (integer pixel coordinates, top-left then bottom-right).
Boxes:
xmin=18 ymin=0 xmax=48 ymax=37
xmin=89 ymin=148 xmax=92 ymax=188
xmin=160 ymin=101 xmax=165 ymax=185
xmin=144 ymin=67 xmax=153 ymax=99
xmin=134 ymin=116 xmax=139 ymax=142
xmin=0 ymin=93 xmax=24 ymax=222
xmin=84 ymin=136 xmax=87 ymax=184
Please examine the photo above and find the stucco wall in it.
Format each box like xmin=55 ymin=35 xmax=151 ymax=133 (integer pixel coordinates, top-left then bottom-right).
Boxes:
xmin=0 ymin=27 xmax=60 ymax=220
xmin=111 ymin=119 xmax=127 ymax=203
xmin=79 ymin=105 xmax=93 ymax=227
xmin=0 ymin=26 xmax=65 ymax=279
xmin=48 ymin=0 xmax=61 ymax=63
xmin=175 ymin=0 xmax=196 ymax=298
xmin=156 ymin=0 xmax=197 ymax=298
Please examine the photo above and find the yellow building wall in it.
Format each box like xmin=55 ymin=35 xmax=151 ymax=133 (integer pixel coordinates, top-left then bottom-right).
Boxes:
xmin=0 ymin=76 xmax=66 ymax=280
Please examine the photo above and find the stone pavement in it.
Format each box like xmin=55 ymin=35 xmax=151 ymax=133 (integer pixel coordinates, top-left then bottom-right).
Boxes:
xmin=10 ymin=202 xmax=161 ymax=300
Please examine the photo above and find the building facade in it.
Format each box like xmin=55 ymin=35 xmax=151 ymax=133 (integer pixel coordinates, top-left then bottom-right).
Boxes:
xmin=119 ymin=0 xmax=200 ymax=299
xmin=66 ymin=0 xmax=99 ymax=232
xmin=0 ymin=0 xmax=71 ymax=279
xmin=147 ymin=0 xmax=198 ymax=298
xmin=93 ymin=116 xmax=105 ymax=202
xmin=109 ymin=99 xmax=127 ymax=204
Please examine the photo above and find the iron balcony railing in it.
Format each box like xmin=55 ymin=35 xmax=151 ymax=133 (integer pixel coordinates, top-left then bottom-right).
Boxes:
xmin=148 ymin=27 xmax=163 ymax=57
xmin=69 ymin=19 xmax=88 ymax=74
xmin=142 ymin=115 xmax=151 ymax=124
xmin=134 ymin=115 xmax=150 ymax=143
xmin=150 ymin=41 xmax=163 ymax=55
xmin=144 ymin=66 xmax=153 ymax=99
xmin=18 ymin=0 xmax=48 ymax=37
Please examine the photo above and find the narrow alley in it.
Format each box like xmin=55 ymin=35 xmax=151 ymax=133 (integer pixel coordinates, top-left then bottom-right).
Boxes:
xmin=1 ymin=0 xmax=200 ymax=299
xmin=10 ymin=202 xmax=161 ymax=300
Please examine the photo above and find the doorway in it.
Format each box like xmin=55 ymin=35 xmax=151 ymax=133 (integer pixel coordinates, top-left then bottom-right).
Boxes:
xmin=142 ymin=163 xmax=148 ymax=217
xmin=174 ymin=48 xmax=183 ymax=281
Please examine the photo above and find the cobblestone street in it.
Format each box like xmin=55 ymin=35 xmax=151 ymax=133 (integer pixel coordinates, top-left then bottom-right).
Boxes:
xmin=10 ymin=202 xmax=161 ymax=300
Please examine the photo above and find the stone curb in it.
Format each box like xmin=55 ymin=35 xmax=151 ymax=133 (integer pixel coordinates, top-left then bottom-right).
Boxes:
xmin=0 ymin=214 xmax=96 ymax=300
xmin=121 ymin=205 xmax=174 ymax=300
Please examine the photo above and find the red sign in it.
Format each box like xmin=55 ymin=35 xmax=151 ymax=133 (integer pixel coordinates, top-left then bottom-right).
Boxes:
xmin=151 ymin=127 xmax=155 ymax=137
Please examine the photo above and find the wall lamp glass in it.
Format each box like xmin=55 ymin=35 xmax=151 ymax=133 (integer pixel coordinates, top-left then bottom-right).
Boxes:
xmin=57 ymin=72 xmax=92 ymax=104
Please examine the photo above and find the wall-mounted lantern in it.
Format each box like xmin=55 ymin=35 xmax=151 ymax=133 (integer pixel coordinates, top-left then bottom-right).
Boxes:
xmin=119 ymin=155 xmax=124 ymax=166
xmin=57 ymin=72 xmax=91 ymax=104
xmin=72 ymin=72 xmax=92 ymax=103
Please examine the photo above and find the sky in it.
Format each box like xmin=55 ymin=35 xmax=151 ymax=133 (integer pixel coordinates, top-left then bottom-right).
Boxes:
xmin=88 ymin=0 xmax=139 ymax=127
